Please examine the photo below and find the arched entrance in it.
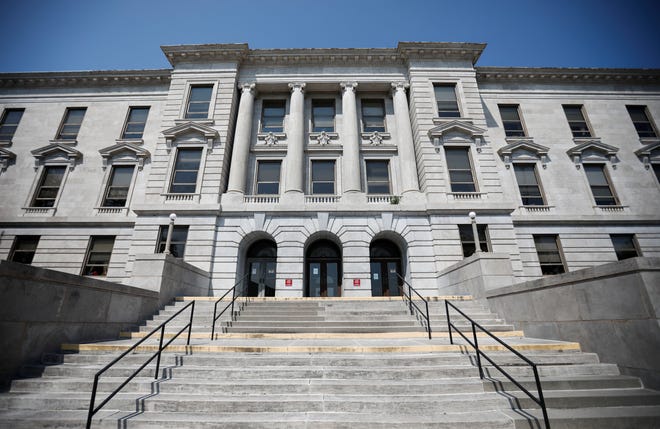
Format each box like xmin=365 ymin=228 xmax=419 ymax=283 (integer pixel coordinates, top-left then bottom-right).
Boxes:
xmin=305 ymin=239 xmax=342 ymax=297
xmin=245 ymin=239 xmax=277 ymax=297
xmin=370 ymin=239 xmax=403 ymax=296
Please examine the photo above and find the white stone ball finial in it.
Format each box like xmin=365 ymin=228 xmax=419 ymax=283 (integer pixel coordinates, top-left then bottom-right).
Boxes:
xmin=169 ymin=213 xmax=177 ymax=222
xmin=468 ymin=211 xmax=476 ymax=220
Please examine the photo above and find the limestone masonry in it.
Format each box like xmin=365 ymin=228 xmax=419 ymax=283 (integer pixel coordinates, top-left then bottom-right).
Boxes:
xmin=1 ymin=42 xmax=659 ymax=297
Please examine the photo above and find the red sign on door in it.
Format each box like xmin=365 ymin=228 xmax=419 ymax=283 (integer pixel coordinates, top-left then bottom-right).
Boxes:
xmin=285 ymin=279 xmax=293 ymax=286
xmin=353 ymin=279 xmax=361 ymax=286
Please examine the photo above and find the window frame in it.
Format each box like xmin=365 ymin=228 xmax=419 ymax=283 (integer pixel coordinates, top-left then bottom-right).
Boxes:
xmin=81 ymin=236 xmax=116 ymax=276
xmin=626 ymin=105 xmax=657 ymax=139
xmin=364 ymin=159 xmax=392 ymax=195
xmin=533 ymin=234 xmax=566 ymax=275
xmin=583 ymin=163 xmax=619 ymax=206
xmin=445 ymin=146 xmax=478 ymax=193
xmin=311 ymin=99 xmax=336 ymax=133
xmin=360 ymin=98 xmax=387 ymax=133
xmin=156 ymin=225 xmax=189 ymax=258
xmin=29 ymin=165 xmax=68 ymax=208
xmin=0 ymin=108 xmax=25 ymax=142
xmin=513 ymin=162 xmax=546 ymax=206
xmin=167 ymin=147 xmax=204 ymax=194
xmin=9 ymin=235 xmax=40 ymax=265
xmin=433 ymin=83 xmax=461 ymax=118
xmin=610 ymin=234 xmax=641 ymax=261
xmin=260 ymin=99 xmax=287 ymax=133
xmin=309 ymin=159 xmax=336 ymax=195
xmin=254 ymin=159 xmax=282 ymax=195
xmin=120 ymin=106 xmax=150 ymax=140
xmin=184 ymin=84 xmax=215 ymax=120
xmin=56 ymin=107 xmax=87 ymax=141
xmin=562 ymin=104 xmax=593 ymax=138
xmin=498 ymin=104 xmax=527 ymax=137
xmin=458 ymin=224 xmax=490 ymax=257
xmin=100 ymin=164 xmax=136 ymax=208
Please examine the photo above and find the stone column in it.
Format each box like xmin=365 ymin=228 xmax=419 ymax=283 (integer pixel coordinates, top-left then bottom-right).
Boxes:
xmin=226 ymin=82 xmax=256 ymax=194
xmin=391 ymin=81 xmax=420 ymax=193
xmin=341 ymin=82 xmax=361 ymax=193
xmin=285 ymin=82 xmax=306 ymax=194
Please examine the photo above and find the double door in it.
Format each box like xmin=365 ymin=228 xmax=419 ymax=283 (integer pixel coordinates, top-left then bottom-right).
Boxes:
xmin=370 ymin=260 xmax=401 ymax=296
xmin=247 ymin=259 xmax=276 ymax=297
xmin=307 ymin=260 xmax=340 ymax=297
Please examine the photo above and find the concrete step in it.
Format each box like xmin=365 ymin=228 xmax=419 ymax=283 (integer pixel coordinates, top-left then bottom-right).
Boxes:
xmin=512 ymin=388 xmax=660 ymax=409
xmin=504 ymin=405 xmax=660 ymax=429
xmin=483 ymin=374 xmax=642 ymax=392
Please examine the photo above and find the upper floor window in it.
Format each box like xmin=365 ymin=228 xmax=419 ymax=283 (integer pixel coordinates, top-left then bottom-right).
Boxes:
xmin=513 ymin=164 xmax=545 ymax=206
xmin=584 ymin=164 xmax=618 ymax=206
xmin=312 ymin=100 xmax=335 ymax=132
xmin=256 ymin=160 xmax=281 ymax=194
xmin=122 ymin=107 xmax=150 ymax=139
xmin=533 ymin=235 xmax=566 ymax=275
xmin=563 ymin=105 xmax=592 ymax=138
xmin=169 ymin=148 xmax=202 ymax=194
xmin=458 ymin=224 xmax=489 ymax=257
xmin=434 ymin=84 xmax=460 ymax=118
xmin=610 ymin=234 xmax=640 ymax=261
xmin=82 ymin=236 xmax=115 ymax=276
xmin=185 ymin=85 xmax=213 ymax=119
xmin=156 ymin=225 xmax=189 ymax=258
xmin=498 ymin=105 xmax=525 ymax=137
xmin=445 ymin=147 xmax=476 ymax=192
xmin=9 ymin=236 xmax=40 ymax=265
xmin=626 ymin=105 xmax=657 ymax=138
xmin=311 ymin=160 xmax=335 ymax=194
xmin=261 ymin=100 xmax=286 ymax=133
xmin=365 ymin=160 xmax=390 ymax=194
xmin=57 ymin=107 xmax=86 ymax=140
xmin=31 ymin=166 xmax=66 ymax=207
xmin=0 ymin=108 xmax=24 ymax=141
xmin=102 ymin=165 xmax=134 ymax=207
xmin=361 ymin=99 xmax=386 ymax=132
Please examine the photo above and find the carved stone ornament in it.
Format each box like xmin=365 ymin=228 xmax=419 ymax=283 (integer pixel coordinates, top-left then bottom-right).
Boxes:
xmin=369 ymin=132 xmax=384 ymax=145
xmin=340 ymin=81 xmax=358 ymax=92
xmin=566 ymin=140 xmax=619 ymax=170
xmin=162 ymin=121 xmax=219 ymax=153
xmin=264 ymin=132 xmax=279 ymax=146
xmin=239 ymin=82 xmax=256 ymax=94
xmin=288 ymin=82 xmax=306 ymax=93
xmin=30 ymin=143 xmax=83 ymax=171
xmin=99 ymin=143 xmax=151 ymax=170
xmin=634 ymin=142 xmax=660 ymax=170
xmin=316 ymin=131 xmax=331 ymax=145
xmin=0 ymin=147 xmax=16 ymax=174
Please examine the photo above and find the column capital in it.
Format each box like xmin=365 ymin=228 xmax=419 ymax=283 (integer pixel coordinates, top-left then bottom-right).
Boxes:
xmin=391 ymin=81 xmax=410 ymax=93
xmin=288 ymin=82 xmax=306 ymax=93
xmin=340 ymin=81 xmax=358 ymax=92
xmin=238 ymin=82 xmax=256 ymax=94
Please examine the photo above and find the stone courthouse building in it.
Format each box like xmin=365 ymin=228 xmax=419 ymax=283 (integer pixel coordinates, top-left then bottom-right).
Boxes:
xmin=1 ymin=42 xmax=659 ymax=297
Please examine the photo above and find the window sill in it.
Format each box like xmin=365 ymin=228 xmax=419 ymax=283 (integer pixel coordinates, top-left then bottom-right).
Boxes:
xmin=257 ymin=132 xmax=286 ymax=146
xmin=49 ymin=139 xmax=77 ymax=145
xmin=519 ymin=205 xmax=554 ymax=213
xmin=162 ymin=193 xmax=200 ymax=203
xmin=367 ymin=195 xmax=401 ymax=204
xmin=639 ymin=137 xmax=660 ymax=145
xmin=175 ymin=119 xmax=214 ymax=125
xmin=0 ymin=139 xmax=12 ymax=147
xmin=573 ymin=136 xmax=600 ymax=144
xmin=505 ymin=136 xmax=534 ymax=143
xmin=593 ymin=205 xmax=627 ymax=213
xmin=22 ymin=207 xmax=56 ymax=216
xmin=448 ymin=192 xmax=486 ymax=200
xmin=244 ymin=195 xmax=280 ymax=204
xmin=115 ymin=138 xmax=144 ymax=145
xmin=95 ymin=207 xmax=129 ymax=215
xmin=305 ymin=195 xmax=340 ymax=204
xmin=432 ymin=117 xmax=474 ymax=125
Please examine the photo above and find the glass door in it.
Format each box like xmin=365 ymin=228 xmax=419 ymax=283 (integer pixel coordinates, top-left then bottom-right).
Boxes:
xmin=247 ymin=260 xmax=276 ymax=297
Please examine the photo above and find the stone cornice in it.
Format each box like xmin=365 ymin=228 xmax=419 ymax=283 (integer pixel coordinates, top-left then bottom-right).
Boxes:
xmin=476 ymin=66 xmax=660 ymax=83
xmin=161 ymin=43 xmax=250 ymax=66
xmin=397 ymin=42 xmax=486 ymax=64
xmin=246 ymin=48 xmax=402 ymax=66
xmin=0 ymin=69 xmax=172 ymax=88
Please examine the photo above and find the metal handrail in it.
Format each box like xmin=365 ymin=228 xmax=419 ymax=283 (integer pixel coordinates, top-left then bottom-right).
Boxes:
xmin=444 ymin=300 xmax=550 ymax=428
xmin=395 ymin=273 xmax=432 ymax=339
xmin=85 ymin=300 xmax=195 ymax=429
xmin=210 ymin=274 xmax=249 ymax=339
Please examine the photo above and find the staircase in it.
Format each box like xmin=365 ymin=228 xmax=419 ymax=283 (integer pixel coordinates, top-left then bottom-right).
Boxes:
xmin=0 ymin=296 xmax=659 ymax=428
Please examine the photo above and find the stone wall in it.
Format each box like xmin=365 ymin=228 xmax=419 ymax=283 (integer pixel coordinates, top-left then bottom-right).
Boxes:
xmin=436 ymin=252 xmax=515 ymax=299
xmin=485 ymin=257 xmax=660 ymax=389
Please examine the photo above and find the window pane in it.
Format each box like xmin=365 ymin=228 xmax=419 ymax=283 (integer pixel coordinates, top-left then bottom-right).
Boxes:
xmin=611 ymin=234 xmax=639 ymax=261
xmin=626 ymin=106 xmax=657 ymax=138
xmin=175 ymin=149 xmax=202 ymax=169
xmin=563 ymin=105 xmax=591 ymax=138
xmin=123 ymin=107 xmax=149 ymax=139
xmin=262 ymin=100 xmax=286 ymax=132
xmin=584 ymin=165 xmax=608 ymax=185
xmin=57 ymin=108 xmax=86 ymax=139
xmin=257 ymin=161 xmax=281 ymax=181
xmin=189 ymin=86 xmax=213 ymax=101
xmin=445 ymin=148 xmax=471 ymax=169
xmin=156 ymin=226 xmax=188 ymax=258
xmin=169 ymin=149 xmax=202 ymax=194
xmin=313 ymin=99 xmax=335 ymax=132
xmin=534 ymin=235 xmax=565 ymax=275
xmin=449 ymin=170 xmax=474 ymax=183
xmin=458 ymin=224 xmax=488 ymax=257
xmin=10 ymin=236 xmax=39 ymax=264
xmin=109 ymin=166 xmax=133 ymax=187
xmin=82 ymin=236 xmax=115 ymax=276
xmin=312 ymin=182 xmax=335 ymax=194
xmin=653 ymin=164 xmax=660 ymax=182
xmin=362 ymin=100 xmax=385 ymax=132
xmin=434 ymin=85 xmax=460 ymax=117
xmin=0 ymin=109 xmax=24 ymax=140
xmin=366 ymin=160 xmax=390 ymax=194
xmin=312 ymin=161 xmax=334 ymax=181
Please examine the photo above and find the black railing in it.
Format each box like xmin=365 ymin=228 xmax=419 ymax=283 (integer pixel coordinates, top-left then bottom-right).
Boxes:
xmin=444 ymin=300 xmax=550 ymax=428
xmin=86 ymin=300 xmax=195 ymax=429
xmin=210 ymin=274 xmax=249 ymax=340
xmin=395 ymin=273 xmax=432 ymax=339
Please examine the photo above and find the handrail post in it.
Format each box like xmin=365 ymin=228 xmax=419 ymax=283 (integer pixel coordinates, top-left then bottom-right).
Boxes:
xmin=211 ymin=301 xmax=218 ymax=340
xmin=154 ymin=324 xmax=165 ymax=379
xmin=532 ymin=364 xmax=550 ymax=428
xmin=424 ymin=300 xmax=431 ymax=339
xmin=472 ymin=322 xmax=484 ymax=379
xmin=85 ymin=375 xmax=99 ymax=429
xmin=187 ymin=300 xmax=195 ymax=346
xmin=231 ymin=282 xmax=237 ymax=320
xmin=407 ymin=285 xmax=413 ymax=315
xmin=445 ymin=300 xmax=453 ymax=345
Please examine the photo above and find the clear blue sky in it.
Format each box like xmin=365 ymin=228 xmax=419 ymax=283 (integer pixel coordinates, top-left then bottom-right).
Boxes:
xmin=1 ymin=0 xmax=659 ymax=72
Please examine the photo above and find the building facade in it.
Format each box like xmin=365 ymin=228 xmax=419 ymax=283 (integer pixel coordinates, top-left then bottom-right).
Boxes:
xmin=1 ymin=42 xmax=659 ymax=297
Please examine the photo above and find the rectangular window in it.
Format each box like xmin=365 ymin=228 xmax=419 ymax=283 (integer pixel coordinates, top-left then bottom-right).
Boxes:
xmin=458 ymin=224 xmax=489 ymax=257
xmin=445 ymin=147 xmax=476 ymax=192
xmin=102 ymin=165 xmax=134 ymax=207
xmin=256 ymin=160 xmax=281 ymax=194
xmin=169 ymin=148 xmax=202 ymax=194
xmin=361 ymin=99 xmax=386 ymax=132
xmin=513 ymin=164 xmax=545 ymax=206
xmin=185 ymin=85 xmax=213 ymax=119
xmin=57 ymin=107 xmax=86 ymax=140
xmin=157 ymin=225 xmax=189 ymax=258
xmin=365 ymin=160 xmax=390 ymax=194
xmin=82 ymin=236 xmax=115 ymax=276
xmin=610 ymin=234 xmax=640 ymax=261
xmin=434 ymin=84 xmax=460 ymax=118
xmin=0 ymin=108 xmax=24 ymax=141
xmin=534 ymin=235 xmax=565 ymax=275
xmin=31 ymin=166 xmax=66 ymax=207
xmin=311 ymin=160 xmax=335 ymax=194
xmin=584 ymin=164 xmax=618 ymax=206
xmin=261 ymin=100 xmax=286 ymax=133
xmin=498 ymin=105 xmax=525 ymax=137
xmin=626 ymin=105 xmax=657 ymax=138
xmin=9 ymin=236 xmax=39 ymax=264
xmin=122 ymin=107 xmax=150 ymax=139
xmin=563 ymin=105 xmax=592 ymax=138
xmin=312 ymin=100 xmax=335 ymax=132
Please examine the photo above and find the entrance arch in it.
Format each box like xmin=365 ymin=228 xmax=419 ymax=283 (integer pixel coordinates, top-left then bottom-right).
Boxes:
xmin=370 ymin=238 xmax=403 ymax=296
xmin=244 ymin=239 xmax=277 ymax=297
xmin=305 ymin=239 xmax=342 ymax=297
